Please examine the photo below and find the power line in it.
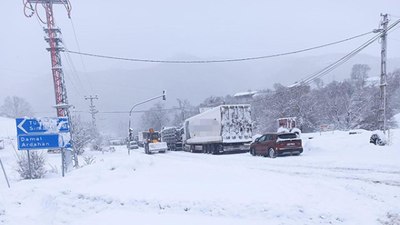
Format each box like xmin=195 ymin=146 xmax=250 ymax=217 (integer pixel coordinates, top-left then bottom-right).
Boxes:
xmin=63 ymin=31 xmax=374 ymax=64
xmin=300 ymin=34 xmax=379 ymax=86
xmin=290 ymin=19 xmax=400 ymax=87
xmin=68 ymin=17 xmax=95 ymax=93
xmin=248 ymin=19 xmax=400 ymax=103
xmin=60 ymin=30 xmax=90 ymax=96
xmin=61 ymin=51 xmax=87 ymax=96
xmin=73 ymin=107 xmax=182 ymax=114
xmin=388 ymin=24 xmax=400 ymax=34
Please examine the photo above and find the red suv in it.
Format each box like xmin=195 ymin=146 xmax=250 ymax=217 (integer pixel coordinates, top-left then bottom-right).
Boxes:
xmin=250 ymin=132 xmax=303 ymax=158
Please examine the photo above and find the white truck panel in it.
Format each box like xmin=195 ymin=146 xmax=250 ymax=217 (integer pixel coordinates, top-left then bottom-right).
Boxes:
xmin=184 ymin=104 xmax=252 ymax=145
xmin=138 ymin=131 xmax=145 ymax=143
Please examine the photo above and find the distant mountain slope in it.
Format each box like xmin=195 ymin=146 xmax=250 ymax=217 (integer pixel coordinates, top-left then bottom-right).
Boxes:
xmin=1 ymin=54 xmax=399 ymax=117
xmin=82 ymin=54 xmax=400 ymax=108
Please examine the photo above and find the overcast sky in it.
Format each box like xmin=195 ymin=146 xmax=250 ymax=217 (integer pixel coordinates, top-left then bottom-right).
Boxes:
xmin=1 ymin=0 xmax=400 ymax=131
xmin=2 ymin=0 xmax=399 ymax=72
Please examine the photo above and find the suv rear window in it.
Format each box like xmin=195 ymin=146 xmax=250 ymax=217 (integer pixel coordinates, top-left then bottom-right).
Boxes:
xmin=278 ymin=133 xmax=297 ymax=139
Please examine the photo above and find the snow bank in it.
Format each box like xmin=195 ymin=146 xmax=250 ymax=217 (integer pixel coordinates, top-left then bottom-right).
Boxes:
xmin=0 ymin=122 xmax=399 ymax=224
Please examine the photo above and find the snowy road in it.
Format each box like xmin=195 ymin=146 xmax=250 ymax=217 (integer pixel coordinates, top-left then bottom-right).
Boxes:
xmin=0 ymin=128 xmax=400 ymax=225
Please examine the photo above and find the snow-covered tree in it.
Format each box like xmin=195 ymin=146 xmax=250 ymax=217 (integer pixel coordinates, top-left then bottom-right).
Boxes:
xmin=0 ymin=96 xmax=34 ymax=118
xmin=199 ymin=67 xmax=400 ymax=134
xmin=70 ymin=115 xmax=93 ymax=155
xmin=386 ymin=69 xmax=400 ymax=128
xmin=90 ymin=134 xmax=105 ymax=152
xmin=350 ymin=64 xmax=370 ymax=89
xmin=199 ymin=96 xmax=226 ymax=108
xmin=16 ymin=151 xmax=46 ymax=179
xmin=172 ymin=99 xmax=198 ymax=126
xmin=141 ymin=102 xmax=170 ymax=131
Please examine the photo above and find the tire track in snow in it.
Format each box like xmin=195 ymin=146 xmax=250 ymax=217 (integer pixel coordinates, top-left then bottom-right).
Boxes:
xmin=156 ymin=151 xmax=400 ymax=186
xmin=45 ymin=191 xmax=347 ymax=225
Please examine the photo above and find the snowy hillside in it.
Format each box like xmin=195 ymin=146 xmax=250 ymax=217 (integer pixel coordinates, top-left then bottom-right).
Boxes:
xmin=0 ymin=116 xmax=399 ymax=225
xmin=0 ymin=117 xmax=16 ymax=139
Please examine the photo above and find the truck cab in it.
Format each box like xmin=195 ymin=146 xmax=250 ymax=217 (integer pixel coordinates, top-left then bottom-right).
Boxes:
xmin=143 ymin=129 xmax=168 ymax=154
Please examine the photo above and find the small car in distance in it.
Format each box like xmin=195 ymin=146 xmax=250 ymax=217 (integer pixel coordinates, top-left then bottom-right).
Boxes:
xmin=250 ymin=132 xmax=302 ymax=158
xmin=128 ymin=141 xmax=139 ymax=149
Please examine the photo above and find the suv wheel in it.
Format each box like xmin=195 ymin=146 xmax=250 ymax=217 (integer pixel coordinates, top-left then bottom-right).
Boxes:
xmin=268 ymin=148 xmax=276 ymax=158
xmin=250 ymin=148 xmax=256 ymax=156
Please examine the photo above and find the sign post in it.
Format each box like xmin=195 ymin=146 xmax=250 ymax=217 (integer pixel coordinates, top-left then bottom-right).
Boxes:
xmin=0 ymin=157 xmax=10 ymax=188
xmin=27 ymin=150 xmax=32 ymax=179
xmin=61 ymin=149 xmax=65 ymax=177
xmin=16 ymin=117 xmax=71 ymax=177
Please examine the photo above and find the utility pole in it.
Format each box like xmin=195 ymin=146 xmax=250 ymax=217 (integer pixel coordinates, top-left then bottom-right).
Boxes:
xmin=177 ymin=99 xmax=186 ymax=122
xmin=378 ymin=13 xmax=389 ymax=134
xmin=85 ymin=95 xmax=99 ymax=130
xmin=23 ymin=0 xmax=78 ymax=169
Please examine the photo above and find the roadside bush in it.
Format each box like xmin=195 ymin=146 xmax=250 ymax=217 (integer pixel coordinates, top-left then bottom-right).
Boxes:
xmin=83 ymin=155 xmax=96 ymax=165
xmin=90 ymin=136 xmax=105 ymax=152
xmin=16 ymin=151 xmax=46 ymax=179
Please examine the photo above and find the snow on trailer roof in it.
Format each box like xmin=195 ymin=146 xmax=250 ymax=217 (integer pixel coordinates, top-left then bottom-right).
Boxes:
xmin=185 ymin=104 xmax=251 ymax=121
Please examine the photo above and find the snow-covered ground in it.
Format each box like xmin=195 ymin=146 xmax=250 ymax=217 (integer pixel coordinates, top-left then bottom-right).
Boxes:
xmin=0 ymin=116 xmax=399 ymax=225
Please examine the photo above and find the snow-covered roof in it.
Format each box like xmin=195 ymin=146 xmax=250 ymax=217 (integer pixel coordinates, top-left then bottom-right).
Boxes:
xmin=233 ymin=91 xmax=258 ymax=98
xmin=366 ymin=76 xmax=380 ymax=86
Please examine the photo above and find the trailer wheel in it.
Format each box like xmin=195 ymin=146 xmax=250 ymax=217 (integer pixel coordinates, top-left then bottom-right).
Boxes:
xmin=207 ymin=145 xmax=213 ymax=154
xmin=219 ymin=145 xmax=224 ymax=154
xmin=212 ymin=145 xmax=223 ymax=155
xmin=190 ymin=145 xmax=195 ymax=153
xmin=211 ymin=144 xmax=217 ymax=155
xmin=202 ymin=145 xmax=207 ymax=154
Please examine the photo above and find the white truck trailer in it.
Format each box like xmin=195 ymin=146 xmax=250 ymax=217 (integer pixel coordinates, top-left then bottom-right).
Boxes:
xmin=183 ymin=104 xmax=252 ymax=154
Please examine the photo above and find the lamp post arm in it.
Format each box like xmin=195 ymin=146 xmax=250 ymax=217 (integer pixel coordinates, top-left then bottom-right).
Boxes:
xmin=127 ymin=91 xmax=166 ymax=143
xmin=129 ymin=93 xmax=164 ymax=117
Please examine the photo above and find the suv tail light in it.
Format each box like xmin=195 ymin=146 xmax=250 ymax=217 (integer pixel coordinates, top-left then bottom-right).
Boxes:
xmin=277 ymin=142 xmax=286 ymax=149
xmin=297 ymin=140 xmax=302 ymax=147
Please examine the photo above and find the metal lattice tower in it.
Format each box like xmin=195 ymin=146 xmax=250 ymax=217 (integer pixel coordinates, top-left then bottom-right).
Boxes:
xmin=23 ymin=0 xmax=78 ymax=168
xmin=24 ymin=0 xmax=71 ymax=117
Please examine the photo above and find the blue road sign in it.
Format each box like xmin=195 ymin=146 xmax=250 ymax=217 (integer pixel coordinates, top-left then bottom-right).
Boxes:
xmin=16 ymin=117 xmax=69 ymax=135
xmin=17 ymin=134 xmax=60 ymax=150
xmin=16 ymin=117 xmax=72 ymax=150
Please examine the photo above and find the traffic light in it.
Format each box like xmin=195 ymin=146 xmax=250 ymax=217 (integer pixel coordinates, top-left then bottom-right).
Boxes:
xmin=128 ymin=128 xmax=133 ymax=141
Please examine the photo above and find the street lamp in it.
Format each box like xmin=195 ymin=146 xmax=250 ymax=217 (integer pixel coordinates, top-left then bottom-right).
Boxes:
xmin=127 ymin=90 xmax=166 ymax=153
